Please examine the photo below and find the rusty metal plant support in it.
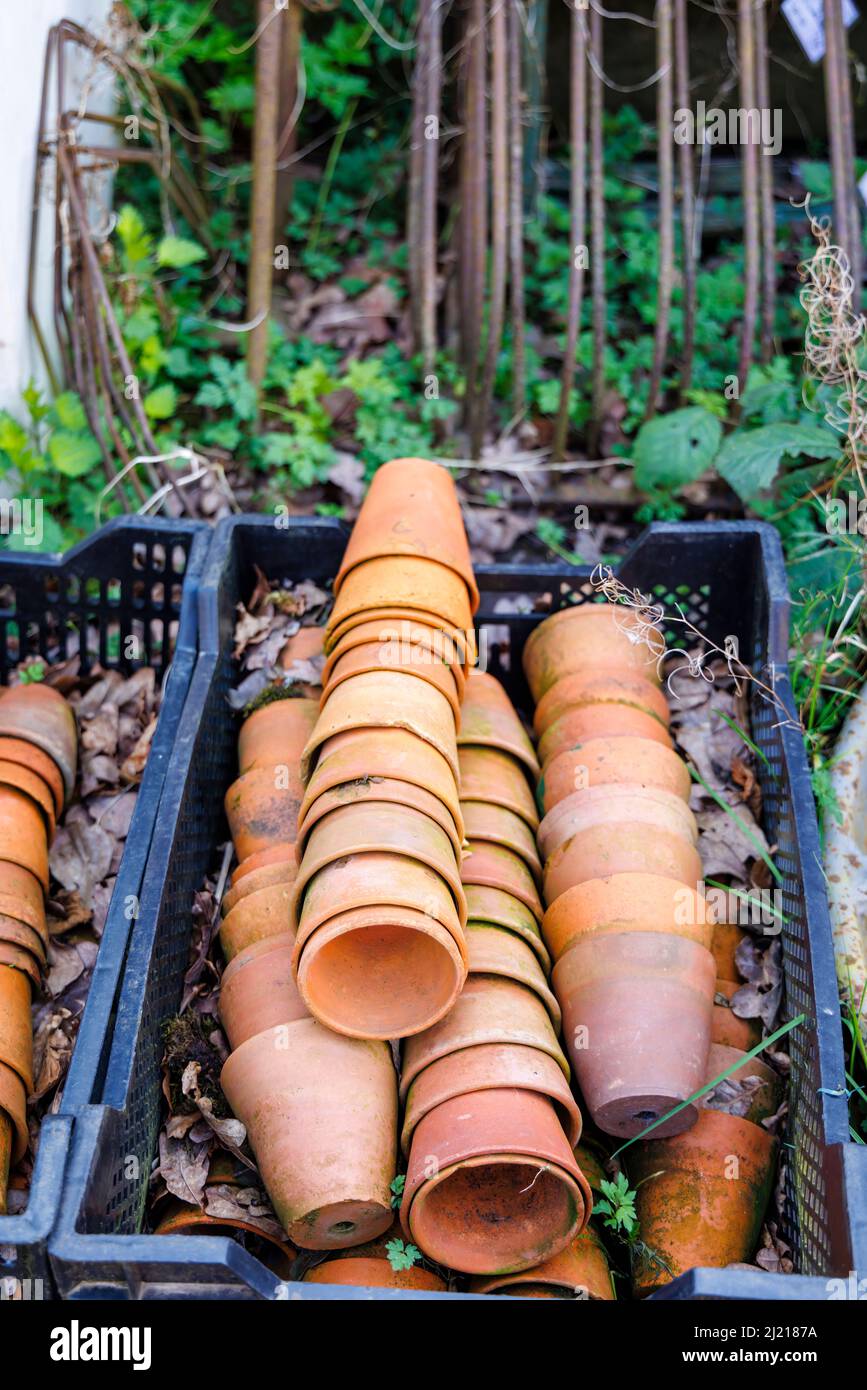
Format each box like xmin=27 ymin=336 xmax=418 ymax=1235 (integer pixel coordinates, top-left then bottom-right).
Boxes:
xmin=552 ymin=1 xmax=587 ymax=461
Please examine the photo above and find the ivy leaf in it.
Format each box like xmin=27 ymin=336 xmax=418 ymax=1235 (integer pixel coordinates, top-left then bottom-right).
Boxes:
xmin=716 ymin=423 xmax=840 ymax=500
xmin=156 ymin=235 xmax=207 ymax=270
xmin=143 ymin=383 xmax=178 ymax=421
xmin=48 ymin=430 xmax=102 ymax=477
xmin=633 ymin=407 xmax=723 ymax=494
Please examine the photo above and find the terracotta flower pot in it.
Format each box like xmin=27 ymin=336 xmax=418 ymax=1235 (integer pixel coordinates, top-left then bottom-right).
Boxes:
xmin=0 ymin=941 xmax=41 ymax=989
xmin=523 ymin=604 xmax=665 ymax=702
xmin=539 ymin=736 xmax=691 ymax=813
xmin=279 ymin=624 xmax=325 ymax=668
xmin=401 ymin=1087 xmax=590 ymax=1274
xmin=538 ymin=706 xmax=674 ymax=768
xmin=537 ymin=785 xmax=697 ymax=864
xmin=543 ymin=824 xmax=703 ymax=905
xmin=219 ymin=933 xmax=309 ymax=1049
xmin=0 ymin=915 xmax=47 ymax=964
xmin=294 ymin=852 xmax=465 ymax=963
xmin=628 ymin=1108 xmax=778 ymax=1294
xmin=461 ymin=802 xmax=541 ymax=880
xmin=231 ymin=844 xmax=297 ymax=883
xmin=219 ymin=879 xmax=297 ymax=961
xmin=327 ymin=556 xmax=473 ymax=643
xmin=323 ymin=641 xmax=462 ymax=723
xmin=326 ymin=607 xmax=476 ymax=672
xmin=400 ymin=975 xmax=569 ymax=1099
xmin=237 ymin=697 xmax=319 ymax=775
xmin=0 ymin=761 xmax=56 ymax=840
xmin=459 ymin=746 xmax=539 ymax=830
xmin=324 ymin=618 xmax=466 ymax=696
xmin=305 ymin=1257 xmax=446 ymax=1291
xmin=469 ymin=1226 xmax=614 ymax=1300
xmin=222 ymin=859 xmax=297 ymax=918
xmin=458 ymin=671 xmax=539 ymax=779
xmin=466 ymin=925 xmax=560 ymax=1029
xmin=465 ymin=885 xmax=551 ymax=971
xmin=533 ymin=670 xmax=670 ymax=738
xmin=713 ymin=980 xmax=763 ymax=1049
xmin=334 ymin=456 xmax=478 ymax=610
xmin=297 ymin=780 xmax=462 ymax=865
xmin=0 ymin=787 xmax=48 ymax=890
xmin=153 ymin=1197 xmax=297 ymax=1267
xmin=554 ymin=930 xmax=715 ymax=1137
xmin=574 ymin=1140 xmax=608 ymax=1194
xmin=701 ymin=1043 xmax=782 ymax=1126
xmin=301 ymin=671 xmax=459 ymax=782
xmin=401 ymin=1042 xmax=582 ymax=1154
xmin=712 ymin=921 xmax=749 ymax=980
xmin=224 ymin=766 xmax=303 ymax=860
xmin=0 ymin=964 xmax=33 ymax=1091
xmin=290 ymin=803 xmax=465 ymax=929
xmin=0 ymin=862 xmax=46 ymax=937
xmin=220 ymin=1018 xmax=397 ymax=1248
xmin=0 ymin=1058 xmax=28 ymax=1165
xmin=461 ymin=842 xmax=544 ymax=922
xmin=0 ymin=738 xmax=65 ymax=818
xmin=542 ymin=872 xmax=714 ymax=962
xmin=296 ymin=905 xmax=466 ymax=1039
xmin=0 ymin=683 xmax=78 ymax=803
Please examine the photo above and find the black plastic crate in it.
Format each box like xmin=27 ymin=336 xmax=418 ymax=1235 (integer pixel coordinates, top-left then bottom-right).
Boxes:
xmin=49 ymin=516 xmax=850 ymax=1300
xmin=0 ymin=517 xmax=209 ymax=1295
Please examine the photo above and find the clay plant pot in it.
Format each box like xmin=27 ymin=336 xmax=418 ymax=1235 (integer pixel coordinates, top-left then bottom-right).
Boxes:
xmin=0 ymin=862 xmax=46 ymax=937
xmin=0 ymin=916 xmax=47 ymax=965
xmin=466 ymin=925 xmax=561 ymax=1029
xmin=237 ymin=696 xmax=319 ymax=775
xmin=712 ymin=921 xmax=749 ymax=980
xmin=533 ymin=670 xmax=671 ymax=738
xmin=0 ymin=761 xmax=56 ymax=840
xmin=537 ymin=785 xmax=698 ymax=864
xmin=297 ymin=780 xmax=462 ymax=865
xmin=333 ymin=456 xmax=479 ymax=610
xmin=326 ymin=607 xmax=476 ymax=672
xmin=279 ymin=624 xmax=325 ymax=668
xmin=301 ymin=727 xmax=463 ymax=841
xmin=553 ymin=930 xmax=716 ymax=1138
xmin=458 ymin=671 xmax=539 ymax=779
xmin=327 ymin=556 xmax=473 ymax=642
xmin=461 ymin=803 xmax=541 ymax=880
xmin=465 ymin=885 xmax=551 ymax=971
xmin=401 ymin=1042 xmax=582 ymax=1154
xmin=0 ymin=941 xmax=41 ymax=989
xmin=301 ymin=671 xmax=459 ymax=782
xmin=401 ymin=1087 xmax=591 ymax=1274
xmin=324 ymin=618 xmax=467 ymax=697
xmin=0 ymin=964 xmax=33 ymax=1091
xmin=0 ymin=683 xmax=78 ymax=804
xmin=219 ymin=879 xmax=296 ymax=961
xmin=296 ymin=905 xmax=467 ymax=1040
xmin=220 ymin=1018 xmax=397 ymax=1249
xmin=0 ymin=787 xmax=48 ymax=891
xmin=713 ymin=980 xmax=763 ymax=1049
xmin=461 ymin=842 xmax=543 ymax=922
xmin=0 ymin=1058 xmax=28 ymax=1165
xmin=231 ymin=844 xmax=297 ymax=883
xmin=469 ymin=1226 xmax=614 ymax=1300
xmin=305 ymin=1257 xmax=445 ymax=1291
xmin=400 ymin=975 xmax=569 ymax=1100
xmin=543 ymin=824 xmax=703 ymax=905
xmin=539 ymin=736 xmax=691 ymax=814
xmin=628 ymin=1108 xmax=778 ymax=1294
xmin=538 ymin=705 xmax=674 ymax=768
xmin=294 ymin=852 xmax=466 ymax=964
xmin=701 ymin=1043 xmax=782 ymax=1126
xmin=459 ymin=746 xmax=539 ymax=830
xmin=543 ymin=873 xmax=714 ymax=962
xmin=154 ymin=1198 xmax=297 ymax=1267
xmin=323 ymin=641 xmax=462 ymax=723
xmin=574 ymin=1140 xmax=608 ymax=1194
xmin=0 ymin=738 xmax=65 ymax=819
xmin=523 ymin=604 xmax=665 ymax=702
xmin=290 ymin=803 xmax=465 ymax=929
xmin=224 ymin=766 xmax=303 ymax=861
xmin=222 ymin=859 xmax=297 ymax=918
xmin=219 ymin=933 xmax=309 ymax=1049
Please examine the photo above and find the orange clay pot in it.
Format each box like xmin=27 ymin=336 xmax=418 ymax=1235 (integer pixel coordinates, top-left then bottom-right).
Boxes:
xmin=153 ymin=1198 xmax=297 ymax=1267
xmin=301 ymin=671 xmax=459 ymax=782
xmin=542 ymin=873 xmax=715 ymax=962
xmin=0 ymin=862 xmax=46 ymax=937
xmin=459 ymin=746 xmax=539 ymax=830
xmin=0 ymin=761 xmax=56 ymax=840
xmin=293 ymin=852 xmax=465 ymax=964
xmin=0 ymin=916 xmax=47 ymax=964
xmin=220 ymin=1018 xmax=397 ymax=1249
xmin=334 ymin=456 xmax=478 ymax=610
xmin=533 ymin=670 xmax=670 ymax=738
xmin=461 ymin=803 xmax=541 ymax=881
xmin=401 ymin=1043 xmax=582 ymax=1155
xmin=219 ymin=933 xmax=309 ymax=1049
xmin=231 ymin=844 xmax=297 ymax=884
xmin=224 ymin=766 xmax=304 ymax=861
xmin=323 ymin=618 xmax=466 ymax=697
xmin=302 ymin=727 xmax=463 ymax=841
xmin=538 ymin=705 xmax=674 ymax=767
xmin=523 ymin=603 xmax=665 ymax=702
xmin=537 ymin=785 xmax=698 ymax=864
xmin=712 ymin=921 xmax=749 ymax=980
xmin=279 ymin=625 xmax=325 ymax=668
xmin=466 ymin=886 xmax=551 ymax=971
xmin=290 ymin=803 xmax=465 ymax=929
xmin=400 ymin=975 xmax=569 ymax=1100
xmin=458 ymin=671 xmax=539 ymax=779
xmin=326 ymin=607 xmax=476 ymax=671
xmin=0 ymin=683 xmax=78 ymax=803
xmin=713 ymin=980 xmax=763 ymax=1049
xmin=237 ymin=697 xmax=319 ymax=775
xmin=553 ymin=930 xmax=715 ymax=1138
xmin=543 ymin=824 xmax=703 ymax=905
xmin=0 ymin=787 xmax=48 ymax=891
xmin=0 ymin=1058 xmax=28 ymax=1164
xmin=323 ymin=641 xmax=462 ymax=723
xmin=296 ymin=905 xmax=466 ymax=1040
xmin=628 ymin=1108 xmax=777 ymax=1294
xmin=466 ymin=925 xmax=560 ymax=1029
xmin=222 ymin=859 xmax=297 ymax=918
xmin=0 ymin=941 xmax=41 ymax=989
xmin=219 ymin=879 xmax=296 ymax=962
xmin=0 ymin=738 xmax=65 ymax=818
xmin=461 ymin=842 xmax=543 ymax=922
xmin=701 ymin=1043 xmax=782 ymax=1126
xmin=327 ymin=556 xmax=473 ymax=641
xmin=305 ymin=1258 xmax=445 ymax=1291
xmin=469 ymin=1226 xmax=614 ymax=1300
xmin=539 ymin=736 xmax=691 ymax=814
xmin=401 ymin=1088 xmax=590 ymax=1275
xmin=574 ymin=1140 xmax=608 ymax=1194
xmin=297 ymin=780 xmax=462 ymax=865
xmin=0 ymin=964 xmax=33 ymax=1090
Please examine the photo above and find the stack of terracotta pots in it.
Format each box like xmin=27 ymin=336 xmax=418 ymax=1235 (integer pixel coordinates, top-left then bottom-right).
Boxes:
xmin=712 ymin=916 xmax=762 ymax=1050
xmin=397 ymin=670 xmax=593 ymax=1276
xmin=0 ymin=683 xmax=77 ymax=1210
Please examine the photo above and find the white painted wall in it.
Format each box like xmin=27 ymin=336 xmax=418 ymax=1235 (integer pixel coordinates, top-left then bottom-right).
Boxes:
xmin=0 ymin=0 xmax=111 ymax=411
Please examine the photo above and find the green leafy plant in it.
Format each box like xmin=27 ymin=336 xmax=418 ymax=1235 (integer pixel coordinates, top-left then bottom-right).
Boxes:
xmin=385 ymin=1238 xmax=421 ymax=1272
xmin=595 ymin=1172 xmax=638 ymax=1237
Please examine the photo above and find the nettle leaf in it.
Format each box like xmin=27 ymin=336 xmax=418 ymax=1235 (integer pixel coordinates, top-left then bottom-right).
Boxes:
xmin=633 ymin=407 xmax=723 ymax=494
xmin=116 ymin=204 xmax=152 ymax=266
xmin=52 ymin=392 xmax=88 ymax=432
xmin=156 ymin=235 xmax=207 ymax=270
xmin=48 ymin=430 xmax=102 ymax=477
xmin=716 ymin=423 xmax=840 ymax=500
xmin=143 ymin=383 xmax=178 ymax=421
